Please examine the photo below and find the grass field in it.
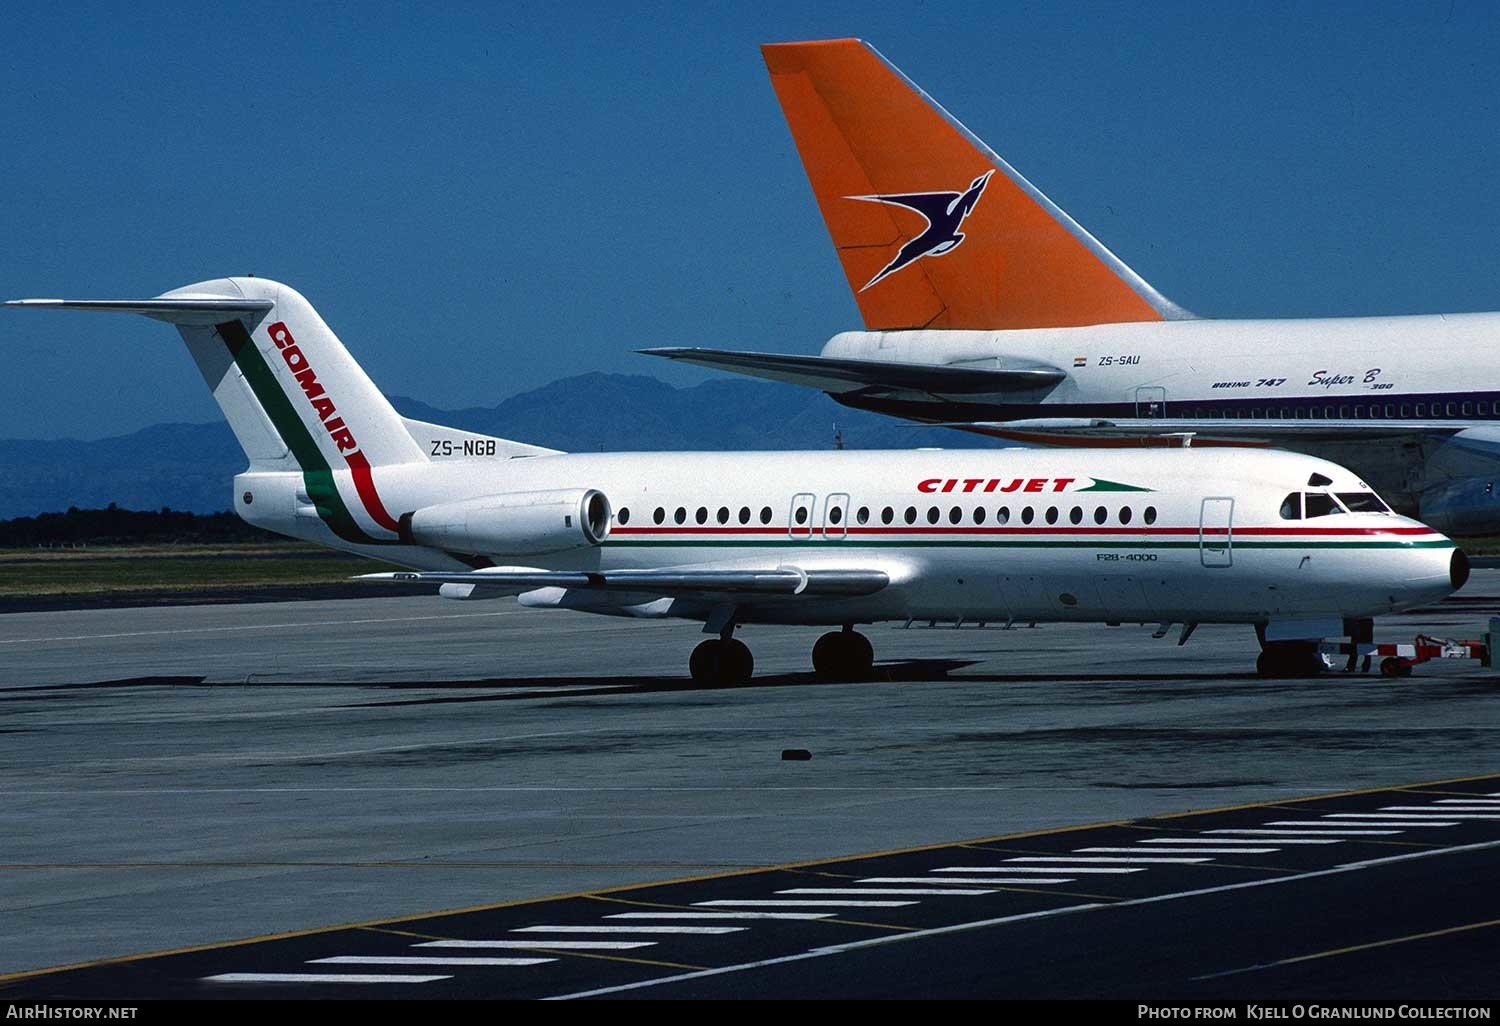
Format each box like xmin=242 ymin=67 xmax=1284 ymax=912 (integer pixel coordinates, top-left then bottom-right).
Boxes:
xmin=0 ymin=545 xmax=400 ymax=597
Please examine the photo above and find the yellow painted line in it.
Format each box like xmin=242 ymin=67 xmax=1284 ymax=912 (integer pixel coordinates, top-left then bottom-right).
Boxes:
xmin=1277 ymin=917 xmax=1500 ymax=967
xmin=3 ymin=770 xmax=1496 ymax=985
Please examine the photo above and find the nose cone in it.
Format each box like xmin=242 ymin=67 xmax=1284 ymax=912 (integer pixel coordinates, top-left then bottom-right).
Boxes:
xmin=1451 ymin=548 xmax=1471 ymax=591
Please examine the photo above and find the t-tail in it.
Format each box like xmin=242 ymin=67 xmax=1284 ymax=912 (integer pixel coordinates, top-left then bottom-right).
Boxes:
xmin=762 ymin=38 xmax=1192 ymax=330
xmin=5 ymin=277 xmax=551 ymax=547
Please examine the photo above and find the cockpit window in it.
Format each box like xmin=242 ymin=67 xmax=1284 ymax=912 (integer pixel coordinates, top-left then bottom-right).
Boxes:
xmin=1279 ymin=492 xmax=1301 ymax=520
xmin=1307 ymin=473 xmax=1333 ymax=487
xmin=1304 ymin=493 xmax=1339 ymax=518
xmin=1337 ymin=492 xmax=1390 ymax=513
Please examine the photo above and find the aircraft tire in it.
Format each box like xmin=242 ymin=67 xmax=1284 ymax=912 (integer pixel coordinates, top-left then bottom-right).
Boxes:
xmin=812 ymin=630 xmax=875 ymax=681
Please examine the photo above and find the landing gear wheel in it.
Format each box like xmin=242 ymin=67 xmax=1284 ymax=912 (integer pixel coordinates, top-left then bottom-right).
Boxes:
xmin=1379 ymin=656 xmax=1413 ymax=678
xmin=1256 ymin=641 xmax=1327 ymax=678
xmin=811 ymin=629 xmax=875 ymax=681
xmin=689 ymin=638 xmax=754 ymax=687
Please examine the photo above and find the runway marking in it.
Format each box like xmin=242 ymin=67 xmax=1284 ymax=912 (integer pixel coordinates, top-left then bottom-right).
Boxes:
xmin=860 ymin=877 xmax=1073 ymax=885
xmin=204 ymin=972 xmax=449 ymax=984
xmin=1079 ymin=847 xmax=1277 ymax=855
xmin=6 ymin=771 xmax=1497 ymax=989
xmin=1003 ymin=856 xmax=1209 ymax=864
xmin=1139 ymin=837 xmax=1313 ymax=845
xmin=1434 ymin=798 xmax=1500 ymax=805
xmin=1187 ymin=837 xmax=1343 ymax=845
xmin=1209 ymin=829 xmax=1399 ymax=836
xmin=605 ymin=912 xmax=835 ymax=920
xmin=1320 ymin=816 xmax=1458 ymax=828
xmin=1378 ymin=808 xmax=1500 ymax=817
xmin=310 ymin=955 xmax=553 ymax=967
xmin=0 ymin=610 xmax=518 ymax=646
xmin=694 ymin=900 xmax=917 ymax=908
xmin=1315 ymin=819 xmax=1457 ymax=827
xmin=933 ymin=865 xmax=1145 ymax=875
xmin=415 ymin=940 xmax=656 ymax=950
xmin=1192 ymin=916 xmax=1500 ymax=981
xmin=775 ymin=888 xmax=994 ymax=896
xmin=512 ymin=925 xmax=743 ymax=935
xmin=547 ymin=838 xmax=1500 ymax=1000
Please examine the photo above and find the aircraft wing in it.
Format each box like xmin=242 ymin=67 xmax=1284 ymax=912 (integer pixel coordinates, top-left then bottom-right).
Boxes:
xmin=639 ymin=347 xmax=1065 ymax=396
xmin=955 ymin=418 xmax=1470 ymax=446
xmin=359 ymin=566 xmax=890 ymax=597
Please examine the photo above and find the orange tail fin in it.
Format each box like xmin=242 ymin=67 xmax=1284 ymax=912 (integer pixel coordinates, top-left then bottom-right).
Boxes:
xmin=762 ymin=38 xmax=1189 ymax=330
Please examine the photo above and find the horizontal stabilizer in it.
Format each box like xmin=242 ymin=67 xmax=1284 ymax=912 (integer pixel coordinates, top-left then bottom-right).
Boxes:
xmin=641 ymin=347 xmax=1064 ymax=396
xmin=4 ymin=297 xmax=274 ymax=325
xmin=359 ymin=566 xmax=890 ymax=597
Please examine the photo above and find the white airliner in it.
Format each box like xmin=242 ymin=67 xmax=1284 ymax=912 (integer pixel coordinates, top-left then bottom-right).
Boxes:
xmin=646 ymin=38 xmax=1500 ymax=537
xmin=6 ymin=279 xmax=1464 ymax=683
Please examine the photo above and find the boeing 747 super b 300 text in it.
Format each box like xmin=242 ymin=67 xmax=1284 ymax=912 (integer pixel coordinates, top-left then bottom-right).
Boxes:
xmin=6 ymin=278 xmax=1465 ymax=683
xmin=646 ymin=38 xmax=1500 ymax=537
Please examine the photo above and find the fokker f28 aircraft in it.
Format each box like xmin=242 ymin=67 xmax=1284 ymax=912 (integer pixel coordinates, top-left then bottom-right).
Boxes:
xmin=6 ymin=279 xmax=1464 ymax=683
xmin=646 ymin=38 xmax=1500 ymax=537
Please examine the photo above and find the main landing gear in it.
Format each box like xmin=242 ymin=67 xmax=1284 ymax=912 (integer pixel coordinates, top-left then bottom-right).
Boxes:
xmin=687 ymin=624 xmax=876 ymax=687
xmin=1255 ymin=641 xmax=1328 ymax=679
xmin=812 ymin=627 xmax=875 ymax=682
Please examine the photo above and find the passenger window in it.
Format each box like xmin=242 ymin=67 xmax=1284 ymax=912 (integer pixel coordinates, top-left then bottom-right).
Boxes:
xmin=717 ymin=506 xmax=729 ymax=524
xmin=1481 ymin=402 xmax=1490 ymax=416
xmin=1021 ymin=506 xmax=1035 ymax=525
xmin=794 ymin=506 xmax=808 ymax=525
xmin=739 ymin=507 xmax=751 ymax=524
xmin=829 ymin=506 xmax=843 ymax=525
xmin=1400 ymin=404 xmax=1410 ymax=417
xmin=856 ymin=506 xmax=869 ymax=525
xmin=973 ymin=507 xmax=986 ymax=525
xmin=1415 ymin=403 xmax=1425 ymax=417
xmin=1447 ymin=402 xmax=1458 ymax=417
xmin=881 ymin=506 xmax=894 ymax=525
xmin=1304 ymin=493 xmax=1338 ymax=518
xmin=1119 ymin=506 xmax=1132 ymax=525
xmin=926 ymin=506 xmax=940 ymax=524
xmin=1338 ymin=405 xmax=1348 ymax=418
xmin=1463 ymin=402 xmax=1473 ymax=416
xmin=905 ymin=506 xmax=917 ymax=525
xmin=760 ymin=506 xmax=772 ymax=525
xmin=1094 ymin=506 xmax=1107 ymax=525
xmin=653 ymin=507 xmax=665 ymax=525
xmin=948 ymin=506 xmax=962 ymax=524
xmin=1045 ymin=506 xmax=1058 ymax=525
xmin=618 ymin=507 xmax=631 ymax=525
xmin=674 ymin=507 xmax=686 ymax=524
xmin=1337 ymin=492 xmax=1390 ymax=513
xmin=696 ymin=507 xmax=708 ymax=525
xmin=1386 ymin=404 xmax=1396 ymax=418
xmin=1143 ymin=506 xmax=1157 ymax=525
xmin=1279 ymin=492 xmax=1301 ymax=520
xmin=1069 ymin=506 xmax=1083 ymax=525
xmin=997 ymin=506 xmax=1010 ymax=525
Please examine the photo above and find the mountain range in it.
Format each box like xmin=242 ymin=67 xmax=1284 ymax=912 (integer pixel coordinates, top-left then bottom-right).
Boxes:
xmin=0 ymin=373 xmax=997 ymax=518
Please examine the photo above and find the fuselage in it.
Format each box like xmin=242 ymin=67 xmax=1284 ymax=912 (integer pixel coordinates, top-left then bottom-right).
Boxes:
xmin=236 ymin=446 xmax=1459 ymax=630
xmin=819 ymin=313 xmax=1500 ymax=533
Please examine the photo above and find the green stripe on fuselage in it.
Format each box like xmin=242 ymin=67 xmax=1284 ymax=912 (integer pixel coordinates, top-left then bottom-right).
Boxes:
xmin=216 ymin=320 xmax=378 ymax=545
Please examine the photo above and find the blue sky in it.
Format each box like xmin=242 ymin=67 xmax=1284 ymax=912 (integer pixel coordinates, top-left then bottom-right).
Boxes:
xmin=3 ymin=1 xmax=1498 ymax=440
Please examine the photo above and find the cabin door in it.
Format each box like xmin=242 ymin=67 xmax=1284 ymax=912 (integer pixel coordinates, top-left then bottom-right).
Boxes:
xmin=1199 ymin=497 xmax=1234 ymax=568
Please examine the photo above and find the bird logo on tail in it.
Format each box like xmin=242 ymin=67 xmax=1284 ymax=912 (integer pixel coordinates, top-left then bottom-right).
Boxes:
xmin=848 ymin=170 xmax=993 ymax=291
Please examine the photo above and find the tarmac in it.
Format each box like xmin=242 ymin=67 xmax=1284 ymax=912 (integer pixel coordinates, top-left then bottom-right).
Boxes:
xmin=0 ymin=571 xmax=1496 ymax=997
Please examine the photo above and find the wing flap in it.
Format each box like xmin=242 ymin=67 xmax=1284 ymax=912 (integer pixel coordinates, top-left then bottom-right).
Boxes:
xmin=640 ymin=346 xmax=1064 ymax=396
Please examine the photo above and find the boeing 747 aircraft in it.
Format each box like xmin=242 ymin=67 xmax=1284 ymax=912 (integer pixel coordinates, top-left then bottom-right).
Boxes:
xmin=7 ymin=279 xmax=1462 ymax=683
xmin=646 ymin=38 xmax=1500 ymax=537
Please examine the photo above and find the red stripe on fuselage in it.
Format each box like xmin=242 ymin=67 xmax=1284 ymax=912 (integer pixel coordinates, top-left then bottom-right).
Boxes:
xmin=344 ymin=451 xmax=403 ymax=534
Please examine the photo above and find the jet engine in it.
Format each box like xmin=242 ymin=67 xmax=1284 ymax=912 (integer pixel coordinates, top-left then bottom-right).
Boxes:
xmin=401 ymin=489 xmax=612 ymax=556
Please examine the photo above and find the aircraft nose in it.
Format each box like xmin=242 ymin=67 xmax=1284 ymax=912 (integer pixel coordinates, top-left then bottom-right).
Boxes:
xmin=1451 ymin=548 xmax=1471 ymax=591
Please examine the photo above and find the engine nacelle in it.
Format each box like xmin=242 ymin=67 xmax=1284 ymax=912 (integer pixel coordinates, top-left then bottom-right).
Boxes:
xmin=404 ymin=489 xmax=612 ymax=556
